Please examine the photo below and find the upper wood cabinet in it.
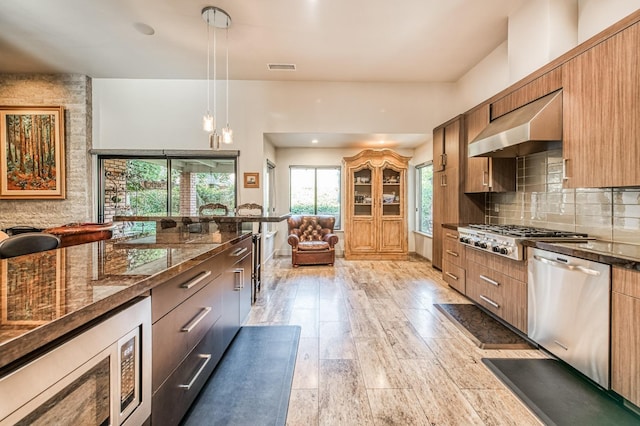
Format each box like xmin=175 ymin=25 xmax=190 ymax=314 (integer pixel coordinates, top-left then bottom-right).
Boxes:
xmin=464 ymin=104 xmax=516 ymax=193
xmin=491 ymin=68 xmax=563 ymax=119
xmin=343 ymin=149 xmax=410 ymax=260
xmin=562 ymin=21 xmax=640 ymax=188
xmin=433 ymin=118 xmax=461 ymax=172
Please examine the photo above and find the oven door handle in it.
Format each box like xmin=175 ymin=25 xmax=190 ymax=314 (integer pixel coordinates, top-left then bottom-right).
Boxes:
xmin=533 ymin=255 xmax=601 ymax=276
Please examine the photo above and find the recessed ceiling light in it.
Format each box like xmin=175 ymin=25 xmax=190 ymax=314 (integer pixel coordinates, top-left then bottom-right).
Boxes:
xmin=379 ymin=140 xmax=385 ymax=144
xmin=311 ymin=139 xmax=319 ymax=144
xmin=133 ymin=22 xmax=155 ymax=36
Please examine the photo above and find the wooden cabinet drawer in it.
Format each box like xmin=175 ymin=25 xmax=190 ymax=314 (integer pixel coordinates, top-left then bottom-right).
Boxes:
xmin=152 ymin=256 xmax=224 ymax=322
xmin=466 ymin=260 xmax=528 ymax=333
xmin=152 ymin=322 xmax=223 ymax=425
xmin=442 ymin=236 xmax=465 ymax=267
xmin=152 ymin=274 xmax=223 ymax=391
xmin=442 ymin=261 xmax=465 ymax=294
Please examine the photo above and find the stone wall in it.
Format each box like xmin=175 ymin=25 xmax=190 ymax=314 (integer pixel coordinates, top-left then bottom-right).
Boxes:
xmin=0 ymin=74 xmax=92 ymax=230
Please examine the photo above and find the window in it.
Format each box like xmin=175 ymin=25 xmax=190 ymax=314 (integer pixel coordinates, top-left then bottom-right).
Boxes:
xmin=416 ymin=162 xmax=433 ymax=236
xmin=290 ymin=166 xmax=341 ymax=229
xmin=98 ymin=155 xmax=237 ymax=236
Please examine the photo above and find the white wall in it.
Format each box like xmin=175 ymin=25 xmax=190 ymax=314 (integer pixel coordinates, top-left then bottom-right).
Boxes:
xmin=578 ymin=0 xmax=640 ymax=41
xmin=508 ymin=0 xmax=578 ymax=83
xmin=93 ymin=79 xmax=455 ymax=200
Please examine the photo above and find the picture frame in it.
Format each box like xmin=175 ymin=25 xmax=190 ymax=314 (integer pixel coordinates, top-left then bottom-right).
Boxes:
xmin=0 ymin=106 xmax=66 ymax=199
xmin=244 ymin=172 xmax=259 ymax=188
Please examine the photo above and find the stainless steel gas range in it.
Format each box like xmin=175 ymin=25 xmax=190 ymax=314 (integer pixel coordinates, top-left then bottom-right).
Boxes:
xmin=457 ymin=224 xmax=590 ymax=261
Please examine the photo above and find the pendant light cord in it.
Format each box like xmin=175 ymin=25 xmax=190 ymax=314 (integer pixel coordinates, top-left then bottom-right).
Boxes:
xmin=225 ymin=22 xmax=229 ymax=125
xmin=206 ymin=12 xmax=211 ymax=116
xmin=213 ymin=10 xmax=217 ymax=129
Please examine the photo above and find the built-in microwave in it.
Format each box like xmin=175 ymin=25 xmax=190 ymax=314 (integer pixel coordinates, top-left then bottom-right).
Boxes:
xmin=0 ymin=297 xmax=151 ymax=425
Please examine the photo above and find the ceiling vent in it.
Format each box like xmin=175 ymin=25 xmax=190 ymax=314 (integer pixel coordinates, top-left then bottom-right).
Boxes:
xmin=268 ymin=63 xmax=296 ymax=71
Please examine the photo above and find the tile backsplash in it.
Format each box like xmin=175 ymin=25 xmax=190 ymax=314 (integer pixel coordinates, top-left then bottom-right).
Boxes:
xmin=486 ymin=149 xmax=640 ymax=244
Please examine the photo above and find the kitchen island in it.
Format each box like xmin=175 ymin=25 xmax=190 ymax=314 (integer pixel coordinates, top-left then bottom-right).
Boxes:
xmin=0 ymin=229 xmax=254 ymax=424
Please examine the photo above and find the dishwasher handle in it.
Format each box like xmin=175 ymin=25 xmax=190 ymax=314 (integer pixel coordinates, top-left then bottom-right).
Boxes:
xmin=533 ymin=255 xmax=601 ymax=276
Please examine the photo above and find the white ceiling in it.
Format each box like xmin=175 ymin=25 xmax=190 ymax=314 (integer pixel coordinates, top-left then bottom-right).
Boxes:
xmin=0 ymin=0 xmax=526 ymax=148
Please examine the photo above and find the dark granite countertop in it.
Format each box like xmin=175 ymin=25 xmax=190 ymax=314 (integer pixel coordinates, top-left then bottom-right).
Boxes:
xmin=114 ymin=212 xmax=292 ymax=223
xmin=523 ymin=240 xmax=640 ymax=270
xmin=0 ymin=232 xmax=251 ymax=369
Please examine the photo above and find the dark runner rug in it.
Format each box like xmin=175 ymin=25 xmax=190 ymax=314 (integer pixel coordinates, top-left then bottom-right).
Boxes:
xmin=181 ymin=325 xmax=301 ymax=426
xmin=434 ymin=303 xmax=532 ymax=349
xmin=482 ymin=358 xmax=640 ymax=426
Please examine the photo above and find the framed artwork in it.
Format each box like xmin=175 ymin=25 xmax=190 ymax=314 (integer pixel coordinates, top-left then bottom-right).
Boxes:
xmin=244 ymin=172 xmax=259 ymax=188
xmin=0 ymin=106 xmax=66 ymax=199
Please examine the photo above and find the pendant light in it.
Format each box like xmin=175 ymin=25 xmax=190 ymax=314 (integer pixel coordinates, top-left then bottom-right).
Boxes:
xmin=221 ymin=18 xmax=233 ymax=144
xmin=201 ymin=6 xmax=232 ymax=149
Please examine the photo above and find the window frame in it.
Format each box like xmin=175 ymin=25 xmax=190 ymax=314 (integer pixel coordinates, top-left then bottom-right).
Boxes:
xmin=97 ymin=153 xmax=238 ymax=223
xmin=415 ymin=161 xmax=434 ymax=237
xmin=289 ymin=165 xmax=342 ymax=230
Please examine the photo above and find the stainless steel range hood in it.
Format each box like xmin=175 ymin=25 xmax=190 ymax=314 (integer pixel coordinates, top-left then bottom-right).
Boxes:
xmin=468 ymin=90 xmax=562 ymax=158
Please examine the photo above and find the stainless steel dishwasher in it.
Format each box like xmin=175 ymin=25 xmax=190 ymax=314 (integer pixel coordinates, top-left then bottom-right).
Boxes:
xmin=527 ymin=247 xmax=611 ymax=388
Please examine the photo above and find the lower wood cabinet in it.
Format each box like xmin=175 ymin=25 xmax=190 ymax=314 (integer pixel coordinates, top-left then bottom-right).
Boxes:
xmin=611 ymin=266 xmax=640 ymax=408
xmin=442 ymin=229 xmax=466 ymax=294
xmin=150 ymin=236 xmax=252 ymax=425
xmin=465 ymin=248 xmax=528 ymax=333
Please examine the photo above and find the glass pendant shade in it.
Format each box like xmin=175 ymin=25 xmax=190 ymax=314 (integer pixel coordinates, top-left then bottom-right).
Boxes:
xmin=222 ymin=126 xmax=233 ymax=144
xmin=203 ymin=114 xmax=214 ymax=132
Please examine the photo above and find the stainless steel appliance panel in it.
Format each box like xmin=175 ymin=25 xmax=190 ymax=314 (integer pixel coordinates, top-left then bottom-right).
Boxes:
xmin=527 ymin=248 xmax=611 ymax=388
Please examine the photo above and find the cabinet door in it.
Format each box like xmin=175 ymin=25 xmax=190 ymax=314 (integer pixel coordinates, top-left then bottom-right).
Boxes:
xmin=433 ymin=126 xmax=445 ymax=172
xmin=444 ymin=119 xmax=461 ymax=170
xmin=562 ymin=22 xmax=640 ymax=188
xmin=432 ymin=171 xmax=445 ymax=270
xmin=611 ymin=267 xmax=640 ymax=406
xmin=352 ymin=166 xmax=374 ymax=217
xmin=465 ymin=105 xmax=491 ymax=193
xmin=465 ymin=105 xmax=516 ymax=193
xmin=238 ymin=253 xmax=252 ymax=326
xmin=442 ymin=167 xmax=459 ymax=224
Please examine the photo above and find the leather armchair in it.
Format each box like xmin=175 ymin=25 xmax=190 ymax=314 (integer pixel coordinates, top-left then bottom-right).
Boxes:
xmin=287 ymin=215 xmax=338 ymax=267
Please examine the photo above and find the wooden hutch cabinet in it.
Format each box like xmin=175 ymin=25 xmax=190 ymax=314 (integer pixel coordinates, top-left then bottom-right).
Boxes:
xmin=343 ymin=149 xmax=411 ymax=260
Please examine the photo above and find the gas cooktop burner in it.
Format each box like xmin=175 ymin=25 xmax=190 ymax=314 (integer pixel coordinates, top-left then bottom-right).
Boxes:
xmin=457 ymin=224 xmax=590 ymax=260
xmin=466 ymin=224 xmax=588 ymax=238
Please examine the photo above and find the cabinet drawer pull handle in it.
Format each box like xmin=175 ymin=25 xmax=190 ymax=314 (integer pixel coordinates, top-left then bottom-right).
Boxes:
xmin=482 ymin=170 xmax=489 ymax=186
xmin=441 ymin=153 xmax=446 ymax=167
xmin=562 ymin=158 xmax=569 ymax=181
xmin=181 ymin=307 xmax=212 ymax=332
xmin=445 ymin=250 xmax=459 ymax=257
xmin=445 ymin=272 xmax=458 ymax=281
xmin=479 ymin=295 xmax=499 ymax=308
xmin=234 ymin=268 xmax=244 ymax=290
xmin=178 ymin=354 xmax=212 ymax=390
xmin=445 ymin=233 xmax=458 ymax=239
xmin=181 ymin=271 xmax=212 ymax=289
xmin=231 ymin=247 xmax=248 ymax=257
xmin=479 ymin=274 xmax=499 ymax=286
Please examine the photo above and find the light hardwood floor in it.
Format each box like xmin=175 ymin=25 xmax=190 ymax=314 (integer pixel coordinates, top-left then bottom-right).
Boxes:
xmin=247 ymin=256 xmax=546 ymax=426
